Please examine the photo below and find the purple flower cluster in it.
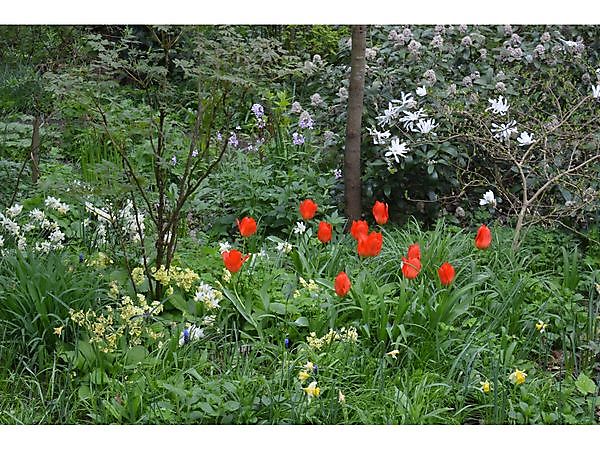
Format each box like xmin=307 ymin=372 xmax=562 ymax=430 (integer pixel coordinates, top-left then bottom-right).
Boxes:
xmin=228 ymin=132 xmax=239 ymax=148
xmin=292 ymin=132 xmax=305 ymax=146
xmin=298 ymin=111 xmax=314 ymax=129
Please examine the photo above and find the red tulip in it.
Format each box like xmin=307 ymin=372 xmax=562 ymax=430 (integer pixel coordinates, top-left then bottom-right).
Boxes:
xmin=372 ymin=201 xmax=389 ymax=225
xmin=237 ymin=217 xmax=257 ymax=237
xmin=401 ymin=256 xmax=421 ymax=279
xmin=475 ymin=224 xmax=492 ymax=250
xmin=299 ymin=199 xmax=318 ymax=221
xmin=438 ymin=262 xmax=456 ymax=286
xmin=317 ymin=221 xmax=333 ymax=243
xmin=222 ymin=249 xmax=249 ymax=273
xmin=407 ymin=243 xmax=421 ymax=261
xmin=357 ymin=231 xmax=383 ymax=257
xmin=350 ymin=220 xmax=369 ymax=241
xmin=334 ymin=271 xmax=351 ymax=297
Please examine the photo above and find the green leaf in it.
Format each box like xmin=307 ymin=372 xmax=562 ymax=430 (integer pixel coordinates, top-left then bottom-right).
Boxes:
xmin=293 ymin=316 xmax=309 ymax=327
xmin=575 ymin=373 xmax=596 ymax=395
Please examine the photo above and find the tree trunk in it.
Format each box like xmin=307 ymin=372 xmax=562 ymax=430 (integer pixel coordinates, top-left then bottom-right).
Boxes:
xmin=30 ymin=114 xmax=41 ymax=183
xmin=344 ymin=25 xmax=367 ymax=221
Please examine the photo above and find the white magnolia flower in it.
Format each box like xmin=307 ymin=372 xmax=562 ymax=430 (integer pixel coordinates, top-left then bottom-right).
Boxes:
xmin=179 ymin=325 xmax=204 ymax=346
xmin=487 ymin=96 xmax=510 ymax=115
xmin=415 ymin=118 xmax=438 ymax=134
xmin=293 ymin=222 xmax=306 ymax=235
xmin=376 ymin=102 xmax=402 ymax=127
xmin=276 ymin=241 xmax=293 ymax=253
xmin=6 ymin=204 xmax=23 ymax=217
xmin=392 ymin=91 xmax=417 ymax=109
xmin=385 ymin=138 xmax=410 ymax=163
xmin=479 ymin=190 xmax=497 ymax=208
xmin=491 ymin=121 xmax=518 ymax=141
xmin=399 ymin=108 xmax=427 ymax=131
xmin=517 ymin=131 xmax=536 ymax=146
xmin=592 ymin=85 xmax=600 ymax=99
xmin=218 ymin=241 xmax=232 ymax=254
xmin=367 ymin=127 xmax=391 ymax=145
xmin=415 ymin=86 xmax=427 ymax=97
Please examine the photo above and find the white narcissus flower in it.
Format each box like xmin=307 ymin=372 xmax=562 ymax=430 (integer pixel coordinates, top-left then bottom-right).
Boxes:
xmin=486 ymin=96 xmax=510 ymax=115
xmin=6 ymin=204 xmax=23 ymax=217
xmin=415 ymin=85 xmax=427 ymax=97
xmin=592 ymin=85 xmax=600 ymax=99
xmin=385 ymin=138 xmax=410 ymax=163
xmin=293 ymin=222 xmax=306 ymax=235
xmin=179 ymin=325 xmax=204 ymax=346
xmin=479 ymin=190 xmax=497 ymax=208
xmin=218 ymin=241 xmax=232 ymax=254
xmin=517 ymin=131 xmax=536 ymax=146
xmin=276 ymin=241 xmax=293 ymax=253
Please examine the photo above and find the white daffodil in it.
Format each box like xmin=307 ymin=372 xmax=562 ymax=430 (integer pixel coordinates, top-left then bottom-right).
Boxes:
xmin=218 ymin=241 xmax=232 ymax=254
xmin=376 ymin=102 xmax=401 ymax=127
xmin=293 ymin=222 xmax=306 ymax=235
xmin=6 ymin=204 xmax=23 ymax=218
xmin=415 ymin=118 xmax=438 ymax=134
xmin=367 ymin=127 xmax=391 ymax=145
xmin=479 ymin=190 xmax=497 ymax=208
xmin=385 ymin=138 xmax=410 ymax=163
xmin=592 ymin=85 xmax=600 ymax=99
xmin=487 ymin=96 xmax=510 ymax=115
xmin=517 ymin=131 xmax=536 ymax=146
xmin=491 ymin=121 xmax=518 ymax=141
xmin=416 ymin=85 xmax=427 ymax=97
xmin=276 ymin=241 xmax=293 ymax=253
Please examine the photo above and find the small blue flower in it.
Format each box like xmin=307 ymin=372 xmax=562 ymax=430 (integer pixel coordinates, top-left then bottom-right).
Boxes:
xmin=313 ymin=364 xmax=318 ymax=375
xmin=79 ymin=253 xmax=84 ymax=263
xmin=284 ymin=338 xmax=290 ymax=348
xmin=183 ymin=328 xmax=190 ymax=344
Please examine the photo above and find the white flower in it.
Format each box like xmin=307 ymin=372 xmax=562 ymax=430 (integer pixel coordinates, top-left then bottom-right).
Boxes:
xmin=194 ymin=282 xmax=222 ymax=310
xmin=293 ymin=222 xmax=306 ymax=235
xmin=392 ymin=92 xmax=417 ymax=109
xmin=491 ymin=121 xmax=518 ymax=141
xmin=416 ymin=86 xmax=427 ymax=97
xmin=276 ymin=241 xmax=293 ymax=253
xmin=376 ymin=102 xmax=402 ymax=127
xmin=486 ymin=96 xmax=510 ymax=115
xmin=22 ymin=223 xmax=35 ymax=233
xmin=592 ymin=85 xmax=600 ymax=99
xmin=219 ymin=241 xmax=232 ymax=254
xmin=45 ymin=196 xmax=62 ymax=209
xmin=479 ymin=190 xmax=497 ymax=208
xmin=367 ymin=127 xmax=391 ymax=145
xmin=415 ymin=118 xmax=438 ymax=134
xmin=399 ymin=108 xmax=427 ymax=131
xmin=0 ymin=235 xmax=4 ymax=247
xmin=6 ymin=204 xmax=23 ymax=217
xmin=17 ymin=236 xmax=26 ymax=251
xmin=517 ymin=131 xmax=536 ymax=146
xmin=179 ymin=325 xmax=204 ymax=346
xmin=291 ymin=101 xmax=302 ymax=114
xmin=36 ymin=241 xmax=51 ymax=254
xmin=333 ymin=168 xmax=342 ymax=179
xmin=29 ymin=208 xmax=45 ymax=222
xmin=385 ymin=138 xmax=410 ymax=163
xmin=49 ymin=228 xmax=65 ymax=243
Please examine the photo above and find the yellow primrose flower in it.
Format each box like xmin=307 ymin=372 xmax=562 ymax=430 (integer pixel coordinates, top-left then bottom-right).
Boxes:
xmin=131 ymin=267 xmax=145 ymax=285
xmin=303 ymin=381 xmax=320 ymax=398
xmin=298 ymin=370 xmax=310 ymax=382
xmin=338 ymin=390 xmax=345 ymax=404
xmin=53 ymin=326 xmax=64 ymax=336
xmin=386 ymin=349 xmax=400 ymax=359
xmin=304 ymin=361 xmax=314 ymax=371
xmin=479 ymin=380 xmax=492 ymax=393
xmin=509 ymin=369 xmax=527 ymax=385
xmin=535 ymin=320 xmax=547 ymax=333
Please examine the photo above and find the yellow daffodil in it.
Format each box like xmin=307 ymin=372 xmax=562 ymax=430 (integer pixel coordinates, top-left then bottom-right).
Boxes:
xmin=535 ymin=320 xmax=547 ymax=333
xmin=298 ymin=370 xmax=310 ymax=382
xmin=479 ymin=380 xmax=492 ymax=393
xmin=53 ymin=326 xmax=64 ymax=336
xmin=386 ymin=349 xmax=400 ymax=359
xmin=303 ymin=381 xmax=320 ymax=398
xmin=338 ymin=390 xmax=345 ymax=404
xmin=509 ymin=369 xmax=527 ymax=385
